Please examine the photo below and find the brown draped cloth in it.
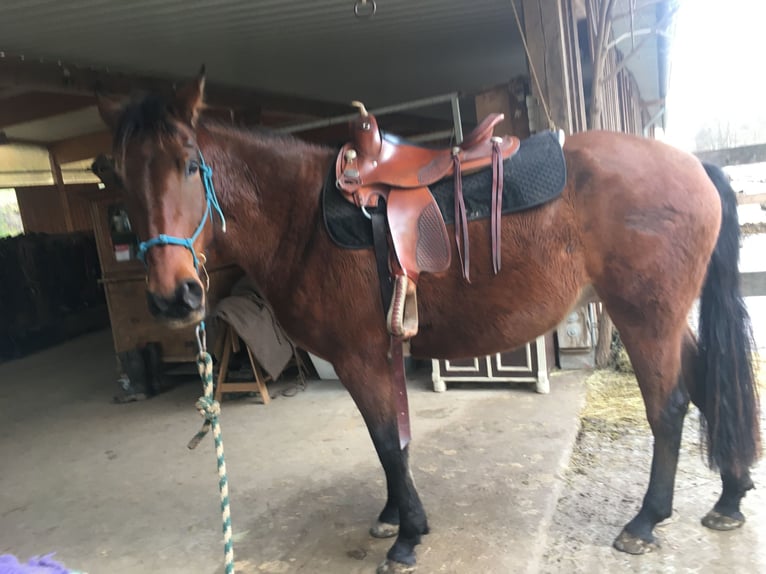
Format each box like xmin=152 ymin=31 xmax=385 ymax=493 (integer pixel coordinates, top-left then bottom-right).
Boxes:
xmin=212 ymin=276 xmax=295 ymax=381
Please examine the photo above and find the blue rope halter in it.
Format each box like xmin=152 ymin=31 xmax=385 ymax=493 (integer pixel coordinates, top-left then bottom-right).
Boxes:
xmin=137 ymin=150 xmax=226 ymax=270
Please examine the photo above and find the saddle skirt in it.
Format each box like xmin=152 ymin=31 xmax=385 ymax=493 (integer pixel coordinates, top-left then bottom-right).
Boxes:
xmin=325 ymin=129 xmax=567 ymax=250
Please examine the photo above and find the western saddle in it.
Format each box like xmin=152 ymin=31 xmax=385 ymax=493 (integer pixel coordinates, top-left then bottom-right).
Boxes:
xmin=335 ymin=101 xmax=520 ymax=340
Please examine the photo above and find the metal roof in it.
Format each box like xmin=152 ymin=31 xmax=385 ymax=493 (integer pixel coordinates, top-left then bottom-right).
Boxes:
xmin=0 ymin=0 xmax=674 ymax=161
xmin=0 ymin=0 xmax=528 ymax=108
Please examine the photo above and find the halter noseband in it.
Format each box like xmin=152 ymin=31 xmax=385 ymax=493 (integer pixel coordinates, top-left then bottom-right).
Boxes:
xmin=137 ymin=150 xmax=226 ymax=271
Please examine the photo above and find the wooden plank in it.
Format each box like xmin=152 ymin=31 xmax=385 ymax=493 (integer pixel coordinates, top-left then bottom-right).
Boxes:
xmin=521 ymin=0 xmax=573 ymax=132
xmin=0 ymin=92 xmax=94 ymax=129
xmin=544 ymin=1 xmax=573 ymax=133
xmin=562 ymin=0 xmax=587 ymax=132
xmin=15 ymin=185 xmax=67 ymax=234
xmin=0 ymin=86 xmax=29 ymax=99
xmin=49 ymin=152 xmax=74 ymax=232
xmin=737 ymin=193 xmax=766 ymax=206
xmin=19 ymin=183 xmax=100 ymax=234
xmin=521 ymin=0 xmax=548 ymax=132
xmin=65 ymin=183 xmax=100 ymax=232
xmin=694 ymin=143 xmax=766 ymax=167
xmin=49 ymin=131 xmax=112 ymax=164
xmin=741 ymin=271 xmax=766 ymax=298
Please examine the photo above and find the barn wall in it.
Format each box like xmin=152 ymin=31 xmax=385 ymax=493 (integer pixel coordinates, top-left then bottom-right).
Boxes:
xmin=16 ymin=184 xmax=96 ymax=234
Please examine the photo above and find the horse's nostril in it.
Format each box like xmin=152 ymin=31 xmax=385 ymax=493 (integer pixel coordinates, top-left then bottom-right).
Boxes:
xmin=146 ymin=282 xmax=203 ymax=319
xmin=178 ymin=279 xmax=204 ymax=310
xmin=147 ymin=291 xmax=170 ymax=316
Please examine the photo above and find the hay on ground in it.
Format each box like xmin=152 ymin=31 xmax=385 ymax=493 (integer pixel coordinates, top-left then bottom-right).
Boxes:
xmin=580 ymin=370 xmax=647 ymax=431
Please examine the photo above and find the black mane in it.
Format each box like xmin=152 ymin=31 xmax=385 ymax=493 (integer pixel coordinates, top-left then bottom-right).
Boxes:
xmin=113 ymin=93 xmax=178 ymax=152
xmin=112 ymin=91 xmax=331 ymax=158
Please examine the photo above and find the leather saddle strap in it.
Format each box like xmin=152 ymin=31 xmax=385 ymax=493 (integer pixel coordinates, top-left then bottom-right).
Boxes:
xmin=370 ymin=201 xmax=411 ymax=451
xmin=391 ymin=335 xmax=411 ymax=450
xmin=491 ymin=140 xmax=503 ymax=274
xmin=371 ymin=200 xmax=394 ymax=315
xmin=453 ymin=154 xmax=471 ymax=282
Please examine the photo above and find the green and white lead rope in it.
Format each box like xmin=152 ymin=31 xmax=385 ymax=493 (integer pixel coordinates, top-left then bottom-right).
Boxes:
xmin=188 ymin=321 xmax=235 ymax=574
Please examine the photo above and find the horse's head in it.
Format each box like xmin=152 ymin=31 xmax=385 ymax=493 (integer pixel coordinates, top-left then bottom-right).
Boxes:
xmin=97 ymin=70 xmax=222 ymax=328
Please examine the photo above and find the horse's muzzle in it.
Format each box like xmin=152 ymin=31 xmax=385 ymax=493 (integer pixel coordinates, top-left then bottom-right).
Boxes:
xmin=146 ymin=279 xmax=205 ymax=325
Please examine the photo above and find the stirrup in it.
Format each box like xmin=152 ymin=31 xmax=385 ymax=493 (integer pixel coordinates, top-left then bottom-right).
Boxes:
xmin=386 ymin=275 xmax=419 ymax=339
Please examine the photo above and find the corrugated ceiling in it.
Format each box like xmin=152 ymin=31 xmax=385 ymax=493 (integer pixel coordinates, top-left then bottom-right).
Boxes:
xmin=0 ymin=0 xmax=529 ymax=108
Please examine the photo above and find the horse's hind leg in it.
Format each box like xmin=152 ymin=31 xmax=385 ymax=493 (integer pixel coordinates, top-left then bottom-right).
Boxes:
xmin=610 ymin=322 xmax=690 ymax=554
xmin=333 ymin=353 xmax=429 ymax=572
xmin=701 ymin=468 xmax=754 ymax=530
xmin=681 ymin=329 xmax=755 ymax=531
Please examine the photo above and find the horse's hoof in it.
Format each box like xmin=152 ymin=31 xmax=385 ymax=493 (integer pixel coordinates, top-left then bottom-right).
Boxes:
xmin=613 ymin=529 xmax=659 ymax=555
xmin=376 ymin=559 xmax=417 ymax=574
xmin=702 ymin=509 xmax=745 ymax=531
xmin=370 ymin=521 xmax=400 ymax=538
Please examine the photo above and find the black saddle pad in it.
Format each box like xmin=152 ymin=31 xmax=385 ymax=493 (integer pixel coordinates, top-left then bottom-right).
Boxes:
xmin=322 ymin=129 xmax=567 ymax=250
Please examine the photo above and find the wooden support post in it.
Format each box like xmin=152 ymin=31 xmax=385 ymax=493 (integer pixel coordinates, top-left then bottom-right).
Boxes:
xmin=520 ymin=0 xmax=574 ymax=133
xmin=48 ymin=151 xmax=74 ymax=233
xmin=520 ymin=0 xmax=595 ymax=369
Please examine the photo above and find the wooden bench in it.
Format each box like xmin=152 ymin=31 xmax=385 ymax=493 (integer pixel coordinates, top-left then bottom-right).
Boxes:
xmin=213 ymin=321 xmax=272 ymax=404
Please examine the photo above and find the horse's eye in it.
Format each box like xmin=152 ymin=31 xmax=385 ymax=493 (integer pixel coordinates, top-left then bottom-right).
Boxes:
xmin=186 ymin=160 xmax=199 ymax=176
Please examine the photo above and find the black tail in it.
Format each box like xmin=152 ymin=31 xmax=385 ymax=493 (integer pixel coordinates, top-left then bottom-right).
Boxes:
xmin=698 ymin=162 xmax=761 ymax=476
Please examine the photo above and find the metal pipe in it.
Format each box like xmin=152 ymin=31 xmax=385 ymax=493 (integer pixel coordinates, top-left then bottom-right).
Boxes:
xmin=451 ymin=95 xmax=464 ymax=145
xmin=277 ymin=92 xmax=460 ymax=134
xmin=406 ymin=129 xmax=456 ymax=143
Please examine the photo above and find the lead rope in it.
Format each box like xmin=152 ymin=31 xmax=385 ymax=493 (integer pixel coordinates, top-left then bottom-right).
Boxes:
xmin=187 ymin=321 xmax=235 ymax=574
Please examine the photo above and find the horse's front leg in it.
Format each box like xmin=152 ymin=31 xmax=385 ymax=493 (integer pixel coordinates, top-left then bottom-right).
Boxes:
xmin=333 ymin=352 xmax=429 ymax=573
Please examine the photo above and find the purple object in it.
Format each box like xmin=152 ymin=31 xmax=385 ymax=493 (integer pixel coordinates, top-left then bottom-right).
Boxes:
xmin=0 ymin=554 xmax=74 ymax=574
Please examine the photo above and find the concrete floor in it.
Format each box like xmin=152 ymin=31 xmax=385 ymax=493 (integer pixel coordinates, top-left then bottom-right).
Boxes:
xmin=0 ymin=330 xmax=586 ymax=574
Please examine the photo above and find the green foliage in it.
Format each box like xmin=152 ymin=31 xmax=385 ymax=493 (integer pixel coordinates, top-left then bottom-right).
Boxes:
xmin=0 ymin=190 xmax=23 ymax=238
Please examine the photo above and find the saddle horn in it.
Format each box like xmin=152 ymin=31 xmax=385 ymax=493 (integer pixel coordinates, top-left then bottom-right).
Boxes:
xmin=350 ymin=100 xmax=369 ymax=117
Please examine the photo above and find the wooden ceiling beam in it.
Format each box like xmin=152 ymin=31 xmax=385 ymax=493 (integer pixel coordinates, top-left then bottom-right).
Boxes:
xmin=0 ymin=53 xmax=354 ymax=119
xmin=0 ymin=92 xmax=96 ymax=129
xmin=48 ymin=131 xmax=112 ymax=164
xmin=0 ymin=132 xmax=45 ymax=147
xmin=0 ymin=86 xmax=30 ymax=99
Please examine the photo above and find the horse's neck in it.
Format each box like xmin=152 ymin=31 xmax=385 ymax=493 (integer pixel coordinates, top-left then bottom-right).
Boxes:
xmin=203 ymin=126 xmax=333 ymax=300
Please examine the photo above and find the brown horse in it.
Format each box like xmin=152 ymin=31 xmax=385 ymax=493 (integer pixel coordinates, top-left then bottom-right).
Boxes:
xmin=96 ymin=72 xmax=760 ymax=572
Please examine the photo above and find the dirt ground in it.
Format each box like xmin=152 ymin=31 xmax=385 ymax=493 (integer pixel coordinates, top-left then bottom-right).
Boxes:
xmin=0 ymin=331 xmax=586 ymax=574
xmin=2 ymin=331 xmax=764 ymax=574
xmin=540 ymin=368 xmax=766 ymax=574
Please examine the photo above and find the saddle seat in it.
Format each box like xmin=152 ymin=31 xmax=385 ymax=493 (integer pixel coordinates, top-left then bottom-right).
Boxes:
xmin=336 ymin=102 xmax=520 ymax=207
xmin=335 ymin=101 xmax=520 ymax=339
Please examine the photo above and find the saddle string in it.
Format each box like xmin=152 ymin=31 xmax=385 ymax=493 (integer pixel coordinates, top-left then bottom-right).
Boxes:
xmin=491 ymin=138 xmax=504 ymax=274
xmin=452 ymin=151 xmax=471 ymax=282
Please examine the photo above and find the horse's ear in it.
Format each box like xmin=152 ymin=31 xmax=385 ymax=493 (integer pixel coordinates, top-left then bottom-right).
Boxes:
xmin=173 ymin=66 xmax=206 ymax=127
xmin=96 ymin=93 xmax=123 ymax=131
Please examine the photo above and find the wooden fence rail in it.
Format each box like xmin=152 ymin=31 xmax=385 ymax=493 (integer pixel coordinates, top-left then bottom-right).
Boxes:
xmin=742 ymin=271 xmax=766 ymax=298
